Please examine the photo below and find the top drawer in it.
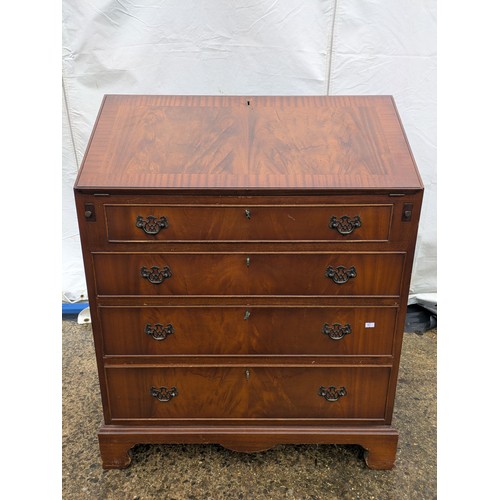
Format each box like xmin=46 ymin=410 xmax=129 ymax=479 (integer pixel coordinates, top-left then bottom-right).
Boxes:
xmin=104 ymin=204 xmax=392 ymax=242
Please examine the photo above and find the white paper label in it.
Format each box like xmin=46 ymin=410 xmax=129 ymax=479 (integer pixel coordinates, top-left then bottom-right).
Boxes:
xmin=365 ymin=322 xmax=375 ymax=328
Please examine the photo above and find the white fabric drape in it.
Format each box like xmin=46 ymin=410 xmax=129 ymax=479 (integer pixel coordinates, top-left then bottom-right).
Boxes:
xmin=62 ymin=0 xmax=436 ymax=306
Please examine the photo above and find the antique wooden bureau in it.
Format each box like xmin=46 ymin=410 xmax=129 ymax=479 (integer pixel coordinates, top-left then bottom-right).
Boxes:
xmin=74 ymin=95 xmax=423 ymax=469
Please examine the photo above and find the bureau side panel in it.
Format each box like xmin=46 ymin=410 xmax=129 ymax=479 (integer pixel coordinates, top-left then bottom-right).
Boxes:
xmin=383 ymin=189 xmax=424 ymax=421
xmin=73 ymin=190 xmax=113 ymax=423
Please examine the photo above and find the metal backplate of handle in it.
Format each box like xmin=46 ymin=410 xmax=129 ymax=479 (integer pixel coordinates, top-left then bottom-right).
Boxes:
xmin=140 ymin=265 xmax=172 ymax=284
xmin=145 ymin=323 xmax=174 ymax=341
xmin=136 ymin=215 xmax=168 ymax=235
xmin=329 ymin=215 xmax=361 ymax=235
xmin=150 ymin=385 xmax=178 ymax=402
xmin=325 ymin=265 xmax=357 ymax=284
xmin=322 ymin=323 xmax=352 ymax=340
xmin=318 ymin=386 xmax=347 ymax=402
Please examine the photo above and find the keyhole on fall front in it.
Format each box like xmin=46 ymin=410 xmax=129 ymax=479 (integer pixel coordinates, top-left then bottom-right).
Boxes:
xmin=245 ymin=369 xmax=250 ymax=380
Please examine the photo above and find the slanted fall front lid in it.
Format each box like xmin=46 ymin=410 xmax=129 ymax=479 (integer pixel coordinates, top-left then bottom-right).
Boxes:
xmin=74 ymin=95 xmax=423 ymax=192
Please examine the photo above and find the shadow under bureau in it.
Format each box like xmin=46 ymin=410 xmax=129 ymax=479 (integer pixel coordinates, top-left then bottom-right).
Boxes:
xmin=74 ymin=95 xmax=423 ymax=469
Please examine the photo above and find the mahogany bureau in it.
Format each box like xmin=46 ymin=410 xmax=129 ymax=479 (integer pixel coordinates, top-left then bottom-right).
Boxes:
xmin=74 ymin=95 xmax=423 ymax=470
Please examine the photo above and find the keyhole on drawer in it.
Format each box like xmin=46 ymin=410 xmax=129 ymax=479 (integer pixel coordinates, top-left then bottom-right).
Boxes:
xmin=244 ymin=310 xmax=251 ymax=320
xmin=246 ymin=256 xmax=250 ymax=267
xmin=245 ymin=369 xmax=250 ymax=380
xmin=245 ymin=209 xmax=251 ymax=220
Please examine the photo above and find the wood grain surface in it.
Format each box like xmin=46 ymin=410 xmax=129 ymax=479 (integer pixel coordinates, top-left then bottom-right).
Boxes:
xmin=105 ymin=203 xmax=392 ymax=242
xmin=92 ymin=251 xmax=405 ymax=297
xmin=98 ymin=305 xmax=398 ymax=356
xmin=105 ymin=365 xmax=391 ymax=421
xmin=75 ymin=95 xmax=423 ymax=192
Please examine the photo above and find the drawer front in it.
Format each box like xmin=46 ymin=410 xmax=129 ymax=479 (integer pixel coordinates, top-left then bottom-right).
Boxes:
xmin=93 ymin=252 xmax=405 ymax=296
xmin=100 ymin=306 xmax=397 ymax=356
xmin=106 ymin=366 xmax=391 ymax=420
xmin=105 ymin=204 xmax=392 ymax=242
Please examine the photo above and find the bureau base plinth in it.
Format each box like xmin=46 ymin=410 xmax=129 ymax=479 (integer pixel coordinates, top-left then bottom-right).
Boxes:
xmin=98 ymin=425 xmax=399 ymax=470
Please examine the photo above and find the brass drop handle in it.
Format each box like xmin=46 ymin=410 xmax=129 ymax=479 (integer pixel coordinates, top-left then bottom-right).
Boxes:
xmin=244 ymin=310 xmax=251 ymax=320
xmin=322 ymin=323 xmax=352 ymax=340
xmin=325 ymin=265 xmax=356 ymax=284
xmin=329 ymin=215 xmax=361 ymax=235
xmin=318 ymin=386 xmax=347 ymax=402
xmin=150 ymin=385 xmax=178 ymax=402
xmin=245 ymin=369 xmax=250 ymax=380
xmin=141 ymin=265 xmax=172 ymax=284
xmin=246 ymin=256 xmax=250 ymax=267
xmin=136 ymin=215 xmax=169 ymax=235
xmin=145 ymin=323 xmax=174 ymax=341
xmin=245 ymin=209 xmax=251 ymax=220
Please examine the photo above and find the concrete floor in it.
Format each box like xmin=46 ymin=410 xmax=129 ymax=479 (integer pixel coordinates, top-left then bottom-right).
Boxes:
xmin=62 ymin=320 xmax=436 ymax=499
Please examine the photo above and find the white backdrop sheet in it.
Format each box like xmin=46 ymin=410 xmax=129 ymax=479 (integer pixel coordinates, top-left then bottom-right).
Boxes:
xmin=62 ymin=0 xmax=436 ymax=305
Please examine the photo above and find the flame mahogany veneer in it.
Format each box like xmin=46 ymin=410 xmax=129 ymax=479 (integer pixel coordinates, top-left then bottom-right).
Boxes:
xmin=75 ymin=95 xmax=423 ymax=469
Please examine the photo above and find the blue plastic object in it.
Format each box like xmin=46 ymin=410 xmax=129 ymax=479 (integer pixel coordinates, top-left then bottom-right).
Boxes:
xmin=62 ymin=302 xmax=89 ymax=315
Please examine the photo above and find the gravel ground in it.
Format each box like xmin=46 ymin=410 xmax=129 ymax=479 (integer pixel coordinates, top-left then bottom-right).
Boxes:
xmin=62 ymin=320 xmax=436 ymax=499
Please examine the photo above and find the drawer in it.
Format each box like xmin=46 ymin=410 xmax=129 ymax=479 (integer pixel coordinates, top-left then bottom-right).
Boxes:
xmin=92 ymin=252 xmax=405 ymax=296
xmin=104 ymin=204 xmax=393 ymax=242
xmin=99 ymin=306 xmax=398 ymax=356
xmin=105 ymin=366 xmax=391 ymax=421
